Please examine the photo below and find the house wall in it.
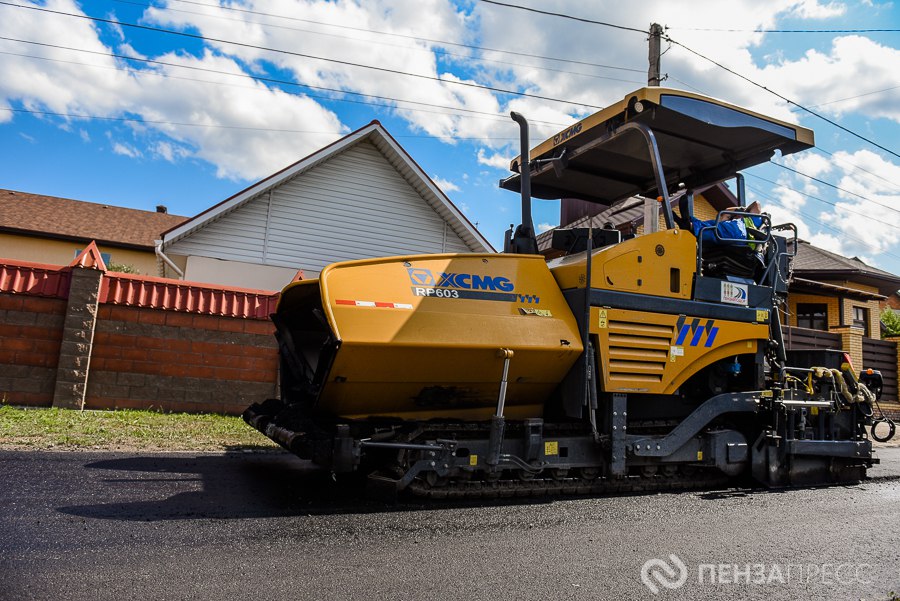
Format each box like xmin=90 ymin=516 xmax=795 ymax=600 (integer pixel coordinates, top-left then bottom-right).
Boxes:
xmin=787 ymin=290 xmax=882 ymax=337
xmin=692 ymin=198 xmax=720 ymax=221
xmin=183 ymin=255 xmax=300 ymax=290
xmin=0 ymin=232 xmax=159 ymax=275
xmin=166 ymin=141 xmax=473 ymax=280
xmin=786 ymin=292 xmax=841 ymax=329
xmin=636 ymin=192 xmax=719 ymax=235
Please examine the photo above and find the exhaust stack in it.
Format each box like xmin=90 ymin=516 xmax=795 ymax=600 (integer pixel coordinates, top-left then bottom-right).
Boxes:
xmin=505 ymin=112 xmax=539 ymax=254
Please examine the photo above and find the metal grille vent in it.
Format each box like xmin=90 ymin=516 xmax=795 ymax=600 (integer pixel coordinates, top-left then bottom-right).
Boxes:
xmin=606 ymin=320 xmax=673 ymax=383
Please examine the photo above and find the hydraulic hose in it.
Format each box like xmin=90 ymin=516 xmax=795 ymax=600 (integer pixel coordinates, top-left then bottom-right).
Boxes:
xmin=871 ymin=418 xmax=896 ymax=443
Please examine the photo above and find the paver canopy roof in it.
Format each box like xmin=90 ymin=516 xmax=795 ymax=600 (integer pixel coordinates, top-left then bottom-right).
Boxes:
xmin=501 ymin=87 xmax=814 ymax=207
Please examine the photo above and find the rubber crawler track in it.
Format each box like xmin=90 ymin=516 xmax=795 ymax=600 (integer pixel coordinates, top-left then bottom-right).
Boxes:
xmin=406 ymin=471 xmax=732 ymax=500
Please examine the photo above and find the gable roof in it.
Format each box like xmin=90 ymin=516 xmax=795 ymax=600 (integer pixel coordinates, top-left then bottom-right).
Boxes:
xmin=160 ymin=121 xmax=493 ymax=253
xmin=793 ymin=240 xmax=900 ymax=296
xmin=0 ymin=189 xmax=188 ymax=250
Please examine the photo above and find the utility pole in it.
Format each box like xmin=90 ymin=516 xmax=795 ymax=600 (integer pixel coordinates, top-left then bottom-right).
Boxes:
xmin=648 ymin=23 xmax=663 ymax=86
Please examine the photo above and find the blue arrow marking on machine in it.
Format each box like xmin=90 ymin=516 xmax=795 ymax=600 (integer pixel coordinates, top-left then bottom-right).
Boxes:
xmin=675 ymin=317 xmax=719 ymax=347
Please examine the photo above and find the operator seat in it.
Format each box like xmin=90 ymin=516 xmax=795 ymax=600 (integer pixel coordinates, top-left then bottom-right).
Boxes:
xmin=678 ymin=195 xmax=768 ymax=283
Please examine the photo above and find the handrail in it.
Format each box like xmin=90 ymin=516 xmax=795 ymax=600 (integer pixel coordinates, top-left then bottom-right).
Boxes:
xmin=696 ymin=211 xmax=773 ymax=278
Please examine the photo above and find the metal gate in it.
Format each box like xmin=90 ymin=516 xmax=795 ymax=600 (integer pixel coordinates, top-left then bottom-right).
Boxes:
xmin=863 ymin=337 xmax=898 ymax=404
xmin=783 ymin=326 xmax=841 ymax=351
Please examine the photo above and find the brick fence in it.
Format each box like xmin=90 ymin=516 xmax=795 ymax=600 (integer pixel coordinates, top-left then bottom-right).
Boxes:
xmin=0 ymin=244 xmax=281 ymax=415
xmin=0 ymin=294 xmax=67 ymax=405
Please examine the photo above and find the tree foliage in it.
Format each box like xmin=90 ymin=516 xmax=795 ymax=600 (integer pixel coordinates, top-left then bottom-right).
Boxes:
xmin=107 ymin=262 xmax=140 ymax=274
xmin=882 ymin=307 xmax=900 ymax=337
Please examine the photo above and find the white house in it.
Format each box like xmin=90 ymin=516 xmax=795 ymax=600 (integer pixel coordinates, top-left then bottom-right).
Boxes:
xmin=157 ymin=121 xmax=493 ymax=290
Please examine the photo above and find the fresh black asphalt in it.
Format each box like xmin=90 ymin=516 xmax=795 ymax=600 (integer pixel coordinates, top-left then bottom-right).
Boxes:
xmin=1 ymin=447 xmax=898 ymax=600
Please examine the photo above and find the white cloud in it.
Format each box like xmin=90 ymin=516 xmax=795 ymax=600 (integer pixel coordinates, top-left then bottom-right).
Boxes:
xmin=537 ymin=222 xmax=554 ymax=233
xmin=755 ymin=36 xmax=900 ymax=124
xmin=822 ymin=150 xmax=900 ymax=259
xmin=151 ymin=140 xmax=190 ymax=163
xmin=762 ymin=147 xmax=900 ymax=266
xmin=0 ymin=0 xmax=346 ymax=181
xmin=431 ymin=176 xmax=460 ymax=192
xmin=773 ymin=176 xmax=808 ymax=212
xmin=782 ymin=152 xmax=833 ymax=195
xmin=112 ymin=141 xmax=141 ymax=158
xmin=784 ymin=152 xmax=832 ymax=178
xmin=477 ymin=148 xmax=511 ymax=170
xmin=789 ymin=0 xmax=846 ymax=18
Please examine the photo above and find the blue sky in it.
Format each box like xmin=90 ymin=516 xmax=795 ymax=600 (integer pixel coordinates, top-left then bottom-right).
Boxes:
xmin=2 ymin=0 xmax=900 ymax=275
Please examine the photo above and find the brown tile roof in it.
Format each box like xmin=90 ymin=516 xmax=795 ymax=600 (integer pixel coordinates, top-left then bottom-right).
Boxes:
xmin=792 ymin=240 xmax=900 ymax=296
xmin=0 ymin=189 xmax=188 ymax=250
xmin=793 ymin=240 xmax=900 ymax=280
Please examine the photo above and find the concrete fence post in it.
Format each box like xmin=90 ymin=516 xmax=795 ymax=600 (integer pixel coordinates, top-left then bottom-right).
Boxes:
xmin=52 ymin=267 xmax=104 ymax=409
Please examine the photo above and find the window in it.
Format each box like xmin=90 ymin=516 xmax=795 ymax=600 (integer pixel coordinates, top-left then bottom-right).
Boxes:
xmin=796 ymin=303 xmax=827 ymax=330
xmin=853 ymin=306 xmax=870 ymax=337
xmin=75 ymin=249 xmax=112 ymax=264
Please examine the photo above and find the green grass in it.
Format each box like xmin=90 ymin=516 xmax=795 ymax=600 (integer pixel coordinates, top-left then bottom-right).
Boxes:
xmin=0 ymin=405 xmax=278 ymax=451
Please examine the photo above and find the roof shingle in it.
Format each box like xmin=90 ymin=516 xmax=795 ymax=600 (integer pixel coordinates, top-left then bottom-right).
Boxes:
xmin=793 ymin=240 xmax=899 ymax=279
xmin=0 ymin=189 xmax=188 ymax=249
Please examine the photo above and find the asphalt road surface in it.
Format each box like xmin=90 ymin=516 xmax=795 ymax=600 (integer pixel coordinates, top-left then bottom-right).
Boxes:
xmin=1 ymin=447 xmax=899 ymax=601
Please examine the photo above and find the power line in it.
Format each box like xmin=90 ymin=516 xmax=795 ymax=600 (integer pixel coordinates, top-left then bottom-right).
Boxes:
xmin=0 ymin=1 xmax=605 ymax=110
xmin=667 ymin=25 xmax=900 ymax=33
xmin=663 ymin=71 xmax=900 ymax=192
xmin=746 ymin=183 xmax=900 ymax=261
xmin=108 ymin=0 xmax=644 ymax=85
xmin=745 ymin=171 xmax=898 ymax=227
xmin=120 ymin=0 xmax=647 ymax=76
xmin=814 ymin=146 xmax=900 ymax=193
xmin=2 ymin=106 xmax=343 ymax=133
xmin=477 ymin=0 xmax=648 ymax=34
xmin=808 ymin=84 xmax=900 ymax=108
xmin=665 ymin=74 xmax=705 ymax=94
xmin=0 ymin=50 xmax=519 ymax=126
xmin=665 ymin=35 xmax=900 ymax=160
xmin=769 ymin=160 xmax=900 ymax=215
xmin=0 ymin=106 xmax=521 ymax=140
xmin=0 ymin=37 xmax=571 ymax=127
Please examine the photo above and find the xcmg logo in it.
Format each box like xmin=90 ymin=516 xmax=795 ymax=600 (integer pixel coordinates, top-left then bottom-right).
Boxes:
xmin=407 ymin=268 xmax=513 ymax=292
xmin=406 ymin=267 xmax=538 ymax=304
xmin=553 ymin=122 xmax=583 ymax=146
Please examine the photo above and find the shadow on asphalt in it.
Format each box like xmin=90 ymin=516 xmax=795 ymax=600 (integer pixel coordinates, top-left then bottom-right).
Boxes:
xmin=56 ymin=451 xmax=388 ymax=521
xmin=56 ymin=451 xmax=898 ymax=522
xmin=56 ymin=451 xmax=565 ymax=521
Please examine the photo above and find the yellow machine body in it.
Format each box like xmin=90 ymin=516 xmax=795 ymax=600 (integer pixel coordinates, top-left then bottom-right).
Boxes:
xmin=548 ymin=230 xmax=770 ymax=395
xmin=278 ymin=253 xmax=583 ymax=420
xmin=591 ymin=306 xmax=766 ymax=395
xmin=549 ymin=229 xmax=696 ymax=298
